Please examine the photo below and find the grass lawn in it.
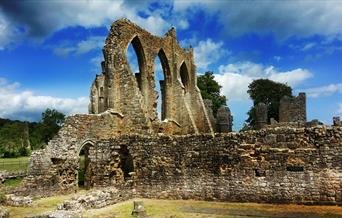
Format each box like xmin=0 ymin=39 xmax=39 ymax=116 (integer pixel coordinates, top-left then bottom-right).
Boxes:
xmin=3 ymin=191 xmax=342 ymax=218
xmin=0 ymin=157 xmax=29 ymax=172
xmin=4 ymin=192 xmax=84 ymax=218
xmin=84 ymin=199 xmax=342 ymax=218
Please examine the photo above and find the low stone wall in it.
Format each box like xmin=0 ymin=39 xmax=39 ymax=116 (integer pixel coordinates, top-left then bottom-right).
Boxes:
xmin=22 ymin=126 xmax=342 ymax=205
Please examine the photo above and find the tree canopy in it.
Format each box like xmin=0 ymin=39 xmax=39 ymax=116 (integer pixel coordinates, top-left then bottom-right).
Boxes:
xmin=245 ymin=79 xmax=292 ymax=129
xmin=0 ymin=108 xmax=65 ymax=157
xmin=197 ymin=71 xmax=227 ymax=116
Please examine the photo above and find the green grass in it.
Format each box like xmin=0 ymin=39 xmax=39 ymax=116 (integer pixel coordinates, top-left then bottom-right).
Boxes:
xmin=84 ymin=199 xmax=342 ymax=218
xmin=3 ymin=192 xmax=342 ymax=218
xmin=0 ymin=157 xmax=29 ymax=172
xmin=3 ymin=178 xmax=23 ymax=187
xmin=4 ymin=192 xmax=83 ymax=218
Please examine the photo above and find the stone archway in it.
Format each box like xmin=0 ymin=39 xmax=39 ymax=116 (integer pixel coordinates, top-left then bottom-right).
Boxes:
xmin=78 ymin=141 xmax=94 ymax=189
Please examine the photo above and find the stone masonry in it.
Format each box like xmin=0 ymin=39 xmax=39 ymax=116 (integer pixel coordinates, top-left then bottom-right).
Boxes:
xmin=20 ymin=19 xmax=342 ymax=206
xmin=279 ymin=92 xmax=307 ymax=123
xmin=203 ymin=99 xmax=233 ymax=133
xmin=216 ymin=105 xmax=233 ymax=133
xmin=89 ymin=19 xmax=213 ymax=135
xmin=22 ymin=124 xmax=342 ymax=205
xmin=255 ymin=102 xmax=268 ymax=130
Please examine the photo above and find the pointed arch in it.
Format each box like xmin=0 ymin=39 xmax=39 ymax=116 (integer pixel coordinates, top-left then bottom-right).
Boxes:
xmin=157 ymin=49 xmax=171 ymax=83
xmin=153 ymin=48 xmax=171 ymax=121
xmin=180 ymin=61 xmax=189 ymax=91
xmin=126 ymin=35 xmax=146 ymax=92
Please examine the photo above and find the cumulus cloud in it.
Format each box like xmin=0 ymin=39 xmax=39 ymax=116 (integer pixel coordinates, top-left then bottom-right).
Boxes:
xmin=0 ymin=11 xmax=21 ymax=49
xmin=215 ymin=62 xmax=312 ymax=101
xmin=0 ymin=78 xmax=88 ymax=121
xmin=0 ymin=0 xmax=175 ymax=49
xmin=53 ymin=36 xmax=105 ymax=57
xmin=302 ymin=83 xmax=342 ymax=98
xmin=193 ymin=39 xmax=230 ymax=70
xmin=174 ymin=0 xmax=342 ymax=40
xmin=338 ymin=103 xmax=342 ymax=114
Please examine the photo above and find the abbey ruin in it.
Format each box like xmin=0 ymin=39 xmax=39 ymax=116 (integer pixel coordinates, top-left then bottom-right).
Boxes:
xmin=15 ymin=19 xmax=341 ymax=206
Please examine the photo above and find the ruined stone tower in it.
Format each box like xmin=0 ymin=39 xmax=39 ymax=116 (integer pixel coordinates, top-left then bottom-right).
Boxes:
xmin=89 ymin=19 xmax=213 ymax=135
xmin=279 ymin=92 xmax=306 ymax=123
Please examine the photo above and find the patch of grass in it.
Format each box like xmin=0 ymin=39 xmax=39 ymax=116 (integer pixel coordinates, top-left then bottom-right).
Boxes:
xmin=5 ymin=191 xmax=82 ymax=218
xmin=0 ymin=157 xmax=29 ymax=172
xmin=4 ymin=194 xmax=342 ymax=218
xmin=3 ymin=178 xmax=23 ymax=187
xmin=84 ymin=199 xmax=342 ymax=218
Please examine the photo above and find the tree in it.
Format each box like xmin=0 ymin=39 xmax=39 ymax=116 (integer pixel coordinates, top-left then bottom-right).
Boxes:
xmin=40 ymin=108 xmax=65 ymax=143
xmin=197 ymin=71 xmax=227 ymax=116
xmin=246 ymin=79 xmax=292 ymax=129
xmin=0 ymin=108 xmax=66 ymax=157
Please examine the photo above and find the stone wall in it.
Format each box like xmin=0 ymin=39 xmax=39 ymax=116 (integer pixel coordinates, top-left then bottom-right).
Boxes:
xmin=22 ymin=125 xmax=342 ymax=205
xmin=279 ymin=93 xmax=307 ymax=123
xmin=89 ymin=19 xmax=213 ymax=135
xmin=216 ymin=106 xmax=233 ymax=132
xmin=255 ymin=102 xmax=268 ymax=130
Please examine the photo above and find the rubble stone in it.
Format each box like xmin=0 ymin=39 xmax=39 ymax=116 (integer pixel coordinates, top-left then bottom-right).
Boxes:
xmin=0 ymin=207 xmax=9 ymax=218
xmin=6 ymin=194 xmax=32 ymax=206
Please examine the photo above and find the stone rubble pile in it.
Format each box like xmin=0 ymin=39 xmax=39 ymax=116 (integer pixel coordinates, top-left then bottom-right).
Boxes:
xmin=0 ymin=207 xmax=9 ymax=218
xmin=58 ymin=187 xmax=124 ymax=211
xmin=27 ymin=210 xmax=82 ymax=218
xmin=5 ymin=194 xmax=32 ymax=206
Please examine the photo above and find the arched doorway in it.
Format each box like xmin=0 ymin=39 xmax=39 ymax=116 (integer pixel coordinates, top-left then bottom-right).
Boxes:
xmin=119 ymin=145 xmax=134 ymax=180
xmin=78 ymin=142 xmax=92 ymax=189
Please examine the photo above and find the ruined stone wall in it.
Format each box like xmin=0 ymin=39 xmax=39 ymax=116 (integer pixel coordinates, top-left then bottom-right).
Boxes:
xmin=255 ymin=102 xmax=268 ymax=130
xmin=89 ymin=19 xmax=213 ymax=135
xmin=279 ymin=93 xmax=307 ymax=123
xmin=23 ymin=125 xmax=342 ymax=205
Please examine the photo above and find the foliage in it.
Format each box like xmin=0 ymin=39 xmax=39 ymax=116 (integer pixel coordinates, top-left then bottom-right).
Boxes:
xmin=3 ymin=178 xmax=23 ymax=187
xmin=239 ymin=123 xmax=253 ymax=132
xmin=0 ymin=191 xmax=6 ymax=204
xmin=40 ymin=108 xmax=65 ymax=143
xmin=245 ymin=79 xmax=292 ymax=129
xmin=197 ymin=71 xmax=227 ymax=116
xmin=0 ymin=108 xmax=65 ymax=157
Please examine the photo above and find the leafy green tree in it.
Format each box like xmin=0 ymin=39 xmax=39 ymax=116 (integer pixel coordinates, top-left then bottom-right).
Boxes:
xmin=40 ymin=108 xmax=65 ymax=143
xmin=197 ymin=71 xmax=227 ymax=116
xmin=246 ymin=79 xmax=292 ymax=129
xmin=0 ymin=108 xmax=66 ymax=157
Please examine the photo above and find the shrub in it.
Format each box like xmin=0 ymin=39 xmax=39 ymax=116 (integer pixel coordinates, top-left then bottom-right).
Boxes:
xmin=0 ymin=191 xmax=6 ymax=204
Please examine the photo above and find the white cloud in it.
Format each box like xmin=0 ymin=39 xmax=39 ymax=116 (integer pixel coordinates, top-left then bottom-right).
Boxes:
xmin=338 ymin=103 xmax=342 ymax=114
xmin=177 ymin=19 xmax=189 ymax=29
xmin=0 ymin=0 xmax=175 ymax=49
xmin=302 ymin=42 xmax=316 ymax=51
xmin=0 ymin=78 xmax=88 ymax=121
xmin=53 ymin=36 xmax=105 ymax=57
xmin=215 ymin=62 xmax=312 ymax=101
xmin=273 ymin=56 xmax=282 ymax=62
xmin=302 ymin=83 xmax=342 ymax=98
xmin=0 ymin=11 xmax=21 ymax=49
xmin=174 ymin=1 xmax=342 ymax=40
xmin=194 ymin=39 xmax=230 ymax=70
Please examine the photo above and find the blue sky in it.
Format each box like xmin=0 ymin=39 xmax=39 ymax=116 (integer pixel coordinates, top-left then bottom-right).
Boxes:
xmin=0 ymin=0 xmax=342 ymax=130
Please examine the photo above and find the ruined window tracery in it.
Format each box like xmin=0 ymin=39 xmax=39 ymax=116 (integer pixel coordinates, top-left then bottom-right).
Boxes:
xmin=180 ymin=62 xmax=189 ymax=91
xmin=126 ymin=36 xmax=145 ymax=92
xmin=153 ymin=49 xmax=170 ymax=120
